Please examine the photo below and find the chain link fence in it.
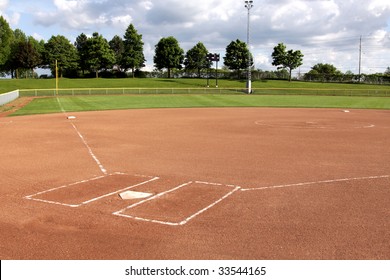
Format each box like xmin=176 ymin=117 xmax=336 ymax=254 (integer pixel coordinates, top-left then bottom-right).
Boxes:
xmin=18 ymin=87 xmax=390 ymax=97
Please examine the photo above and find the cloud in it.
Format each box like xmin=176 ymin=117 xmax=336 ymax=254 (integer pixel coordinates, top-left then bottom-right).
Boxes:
xmin=34 ymin=0 xmax=134 ymax=31
xmin=5 ymin=0 xmax=388 ymax=74
xmin=0 ymin=0 xmax=20 ymax=26
xmin=0 ymin=0 xmax=8 ymax=11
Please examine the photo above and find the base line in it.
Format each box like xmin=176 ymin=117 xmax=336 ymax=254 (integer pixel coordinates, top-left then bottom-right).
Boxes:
xmin=56 ymin=96 xmax=108 ymax=175
xmin=240 ymin=175 xmax=390 ymax=192
xmin=70 ymin=122 xmax=107 ymax=175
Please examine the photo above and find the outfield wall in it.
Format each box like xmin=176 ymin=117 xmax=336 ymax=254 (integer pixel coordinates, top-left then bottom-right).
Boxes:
xmin=0 ymin=90 xmax=19 ymax=106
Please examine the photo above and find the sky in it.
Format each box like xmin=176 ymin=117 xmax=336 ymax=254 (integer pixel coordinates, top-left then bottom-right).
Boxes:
xmin=1 ymin=0 xmax=390 ymax=75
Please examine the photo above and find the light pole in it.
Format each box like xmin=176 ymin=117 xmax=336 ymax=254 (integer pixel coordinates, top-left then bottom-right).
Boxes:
xmin=245 ymin=0 xmax=253 ymax=94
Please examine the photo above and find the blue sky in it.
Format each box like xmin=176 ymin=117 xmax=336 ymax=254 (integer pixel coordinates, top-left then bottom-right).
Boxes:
xmin=1 ymin=0 xmax=390 ymax=74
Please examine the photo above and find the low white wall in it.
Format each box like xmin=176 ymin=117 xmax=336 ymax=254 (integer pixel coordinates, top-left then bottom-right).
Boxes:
xmin=0 ymin=90 xmax=19 ymax=106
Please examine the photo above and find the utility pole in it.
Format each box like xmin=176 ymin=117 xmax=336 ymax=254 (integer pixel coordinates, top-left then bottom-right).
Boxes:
xmin=359 ymin=35 xmax=362 ymax=82
xmin=245 ymin=0 xmax=253 ymax=94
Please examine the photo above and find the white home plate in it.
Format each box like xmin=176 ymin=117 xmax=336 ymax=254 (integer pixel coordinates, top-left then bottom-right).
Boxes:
xmin=67 ymin=116 xmax=77 ymax=120
xmin=119 ymin=191 xmax=153 ymax=200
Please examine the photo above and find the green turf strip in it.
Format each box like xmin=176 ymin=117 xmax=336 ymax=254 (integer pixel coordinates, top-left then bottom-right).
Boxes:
xmin=10 ymin=94 xmax=390 ymax=116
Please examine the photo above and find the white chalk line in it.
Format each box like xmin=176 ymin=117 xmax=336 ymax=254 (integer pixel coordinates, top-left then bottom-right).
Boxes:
xmin=254 ymin=120 xmax=376 ymax=130
xmin=56 ymin=96 xmax=108 ymax=175
xmin=240 ymin=175 xmax=390 ymax=192
xmin=24 ymin=174 xmax=389 ymax=226
xmin=24 ymin=173 xmax=159 ymax=208
xmin=56 ymin=96 xmax=66 ymax=114
xmin=70 ymin=122 xmax=108 ymax=175
xmin=113 ymin=181 xmax=241 ymax=226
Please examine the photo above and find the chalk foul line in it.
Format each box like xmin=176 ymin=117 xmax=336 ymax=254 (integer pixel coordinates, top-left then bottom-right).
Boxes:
xmin=240 ymin=175 xmax=390 ymax=192
xmin=56 ymin=96 xmax=108 ymax=175
xmin=70 ymin=122 xmax=107 ymax=175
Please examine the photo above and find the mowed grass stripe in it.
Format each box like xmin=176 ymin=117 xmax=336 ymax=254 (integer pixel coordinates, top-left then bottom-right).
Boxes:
xmin=10 ymin=94 xmax=390 ymax=116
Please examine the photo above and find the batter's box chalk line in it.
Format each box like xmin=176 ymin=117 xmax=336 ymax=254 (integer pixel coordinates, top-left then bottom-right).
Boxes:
xmin=24 ymin=172 xmax=159 ymax=208
xmin=112 ymin=181 xmax=241 ymax=226
xmin=24 ymin=174 xmax=389 ymax=226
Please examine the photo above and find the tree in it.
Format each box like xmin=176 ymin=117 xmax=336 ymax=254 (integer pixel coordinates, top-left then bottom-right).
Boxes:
xmin=5 ymin=30 xmax=44 ymax=78
xmin=304 ymin=63 xmax=342 ymax=82
xmin=45 ymin=35 xmax=78 ymax=77
xmin=224 ymin=39 xmax=252 ymax=79
xmin=0 ymin=16 xmax=13 ymax=71
xmin=184 ymin=42 xmax=211 ymax=77
xmin=13 ymin=37 xmax=43 ymax=78
xmin=85 ymin=32 xmax=116 ymax=78
xmin=385 ymin=67 xmax=390 ymax=76
xmin=154 ymin=36 xmax=184 ymax=78
xmin=121 ymin=24 xmax=145 ymax=78
xmin=6 ymin=29 xmax=27 ymax=78
xmin=109 ymin=35 xmax=124 ymax=73
xmin=75 ymin=33 xmax=89 ymax=76
xmin=272 ymin=43 xmax=303 ymax=81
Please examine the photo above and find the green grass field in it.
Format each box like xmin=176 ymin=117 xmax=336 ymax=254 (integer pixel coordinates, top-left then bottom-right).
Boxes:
xmin=1 ymin=78 xmax=390 ymax=116
xmin=1 ymin=77 xmax=390 ymax=93
xmin=11 ymin=94 xmax=390 ymax=116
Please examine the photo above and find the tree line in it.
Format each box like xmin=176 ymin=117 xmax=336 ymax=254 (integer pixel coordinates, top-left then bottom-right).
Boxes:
xmin=0 ymin=15 xmax=301 ymax=80
xmin=0 ymin=16 xmax=147 ymax=79
xmin=2 ymin=15 xmax=388 ymax=82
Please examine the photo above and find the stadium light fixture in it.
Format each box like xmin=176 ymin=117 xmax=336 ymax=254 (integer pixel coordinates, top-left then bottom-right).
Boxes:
xmin=245 ymin=0 xmax=253 ymax=94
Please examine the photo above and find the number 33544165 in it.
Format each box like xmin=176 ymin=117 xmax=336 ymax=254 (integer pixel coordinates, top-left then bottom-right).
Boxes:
xmin=218 ymin=267 xmax=266 ymax=276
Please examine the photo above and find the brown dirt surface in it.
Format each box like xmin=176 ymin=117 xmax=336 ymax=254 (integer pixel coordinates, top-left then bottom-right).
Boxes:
xmin=0 ymin=97 xmax=33 ymax=117
xmin=0 ymin=107 xmax=389 ymax=260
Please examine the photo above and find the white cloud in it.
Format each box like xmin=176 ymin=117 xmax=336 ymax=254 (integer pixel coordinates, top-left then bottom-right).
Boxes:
xmin=53 ymin=0 xmax=78 ymax=11
xmin=0 ymin=0 xmax=8 ymax=11
xmin=0 ymin=0 xmax=20 ymax=26
xmin=32 ymin=32 xmax=45 ymax=41
xmin=139 ymin=1 xmax=153 ymax=11
xmin=1 ymin=0 xmax=388 ymax=74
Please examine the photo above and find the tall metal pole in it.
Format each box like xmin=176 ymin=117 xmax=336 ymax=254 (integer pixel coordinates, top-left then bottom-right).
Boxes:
xmin=358 ymin=35 xmax=362 ymax=83
xmin=55 ymin=60 xmax=59 ymax=96
xmin=245 ymin=1 xmax=253 ymax=94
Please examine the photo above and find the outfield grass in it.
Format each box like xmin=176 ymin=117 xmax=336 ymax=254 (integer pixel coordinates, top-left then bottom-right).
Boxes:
xmin=1 ymin=78 xmax=389 ymax=116
xmin=1 ymin=78 xmax=390 ymax=94
xmin=10 ymin=94 xmax=390 ymax=116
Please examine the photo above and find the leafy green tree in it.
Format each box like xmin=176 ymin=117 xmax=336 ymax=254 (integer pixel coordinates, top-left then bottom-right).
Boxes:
xmin=184 ymin=42 xmax=211 ymax=78
xmin=122 ymin=24 xmax=145 ymax=78
xmin=85 ymin=32 xmax=116 ymax=78
xmin=0 ymin=16 xmax=13 ymax=72
xmin=305 ymin=63 xmax=342 ymax=82
xmin=7 ymin=29 xmax=27 ymax=78
xmin=75 ymin=33 xmax=89 ymax=76
xmin=45 ymin=35 xmax=78 ymax=77
xmin=108 ymin=35 xmax=125 ymax=71
xmin=6 ymin=30 xmax=43 ymax=78
xmin=224 ymin=39 xmax=252 ymax=79
xmin=311 ymin=63 xmax=341 ymax=75
xmin=384 ymin=67 xmax=390 ymax=76
xmin=272 ymin=43 xmax=304 ymax=81
xmin=109 ymin=35 xmax=124 ymax=72
xmin=13 ymin=37 xmax=44 ymax=78
xmin=154 ymin=36 xmax=184 ymax=78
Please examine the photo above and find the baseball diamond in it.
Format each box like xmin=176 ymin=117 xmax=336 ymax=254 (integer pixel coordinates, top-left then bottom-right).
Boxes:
xmin=0 ymin=107 xmax=389 ymax=259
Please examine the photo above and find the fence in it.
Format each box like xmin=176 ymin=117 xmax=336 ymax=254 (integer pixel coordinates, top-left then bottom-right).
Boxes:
xmin=0 ymin=90 xmax=19 ymax=106
xmin=17 ymin=87 xmax=390 ymax=98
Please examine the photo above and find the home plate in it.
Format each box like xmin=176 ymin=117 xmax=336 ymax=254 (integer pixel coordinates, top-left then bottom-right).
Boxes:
xmin=119 ymin=191 xmax=153 ymax=200
xmin=67 ymin=116 xmax=77 ymax=120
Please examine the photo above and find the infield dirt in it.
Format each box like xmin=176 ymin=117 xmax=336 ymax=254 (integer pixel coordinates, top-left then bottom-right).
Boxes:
xmin=0 ymin=108 xmax=389 ymax=259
